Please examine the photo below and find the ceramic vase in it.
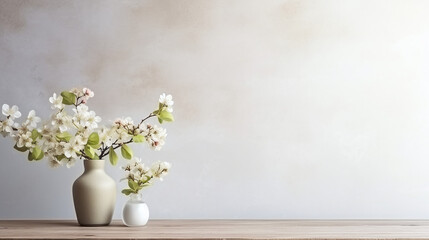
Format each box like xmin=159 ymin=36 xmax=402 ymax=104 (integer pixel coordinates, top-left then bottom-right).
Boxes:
xmin=72 ymin=160 xmax=116 ymax=226
xmin=122 ymin=193 xmax=149 ymax=227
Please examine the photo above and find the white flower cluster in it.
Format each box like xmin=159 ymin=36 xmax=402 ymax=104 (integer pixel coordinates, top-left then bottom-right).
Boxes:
xmin=0 ymin=89 xmax=175 ymax=172
xmin=0 ymin=104 xmax=20 ymax=137
xmin=121 ymin=157 xmax=171 ymax=195
xmin=1 ymin=104 xmax=41 ymax=150
xmin=138 ymin=123 xmax=167 ymax=151
xmin=159 ymin=93 xmax=174 ymax=113
xmin=41 ymin=88 xmax=99 ymax=167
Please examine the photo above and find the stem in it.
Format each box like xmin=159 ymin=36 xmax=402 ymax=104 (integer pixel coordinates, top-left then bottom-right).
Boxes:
xmin=139 ymin=176 xmax=153 ymax=186
xmin=137 ymin=113 xmax=156 ymax=128
xmin=99 ymin=138 xmax=133 ymax=159
xmin=99 ymin=110 xmax=159 ymax=160
xmin=73 ymin=96 xmax=81 ymax=107
xmin=79 ymin=149 xmax=91 ymax=160
xmin=71 ymin=120 xmax=79 ymax=129
xmin=74 ymin=94 xmax=87 ymax=107
xmin=99 ymin=146 xmax=107 ymax=159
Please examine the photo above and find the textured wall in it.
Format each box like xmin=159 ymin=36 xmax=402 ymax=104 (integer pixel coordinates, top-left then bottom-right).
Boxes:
xmin=1 ymin=0 xmax=429 ymax=219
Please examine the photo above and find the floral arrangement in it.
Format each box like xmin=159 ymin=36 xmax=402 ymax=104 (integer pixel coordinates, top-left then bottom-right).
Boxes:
xmin=121 ymin=157 xmax=171 ymax=195
xmin=0 ymin=88 xmax=173 ymax=195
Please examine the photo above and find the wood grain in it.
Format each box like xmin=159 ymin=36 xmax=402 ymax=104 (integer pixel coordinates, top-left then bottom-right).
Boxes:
xmin=1 ymin=220 xmax=429 ymax=239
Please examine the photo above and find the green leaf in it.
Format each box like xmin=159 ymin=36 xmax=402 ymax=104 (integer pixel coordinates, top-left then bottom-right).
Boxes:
xmin=31 ymin=146 xmax=44 ymax=160
xmin=27 ymin=151 xmax=34 ymax=161
xmin=128 ymin=179 xmax=139 ymax=190
xmin=158 ymin=110 xmax=174 ymax=122
xmin=60 ymin=91 xmax=76 ymax=105
xmin=84 ymin=145 xmax=95 ymax=159
xmin=56 ymin=132 xmax=72 ymax=142
xmin=31 ymin=129 xmax=41 ymax=141
xmin=121 ymin=189 xmax=135 ymax=196
xmin=55 ymin=154 xmax=66 ymax=161
xmin=121 ymin=144 xmax=133 ymax=160
xmin=109 ymin=147 xmax=118 ymax=165
xmin=132 ymin=135 xmax=145 ymax=143
xmin=14 ymin=144 xmax=28 ymax=152
xmin=87 ymin=132 xmax=99 ymax=146
xmin=35 ymin=151 xmax=44 ymax=161
xmin=90 ymin=143 xmax=101 ymax=149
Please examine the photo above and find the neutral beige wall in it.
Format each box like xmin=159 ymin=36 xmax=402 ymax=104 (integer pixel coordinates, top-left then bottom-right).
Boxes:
xmin=1 ymin=0 xmax=429 ymax=219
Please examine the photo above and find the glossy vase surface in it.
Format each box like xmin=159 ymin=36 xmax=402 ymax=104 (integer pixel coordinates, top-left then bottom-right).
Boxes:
xmin=72 ymin=160 xmax=116 ymax=226
xmin=122 ymin=193 xmax=149 ymax=227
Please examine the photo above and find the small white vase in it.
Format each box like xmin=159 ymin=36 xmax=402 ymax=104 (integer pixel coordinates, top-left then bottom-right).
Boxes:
xmin=122 ymin=193 xmax=149 ymax=227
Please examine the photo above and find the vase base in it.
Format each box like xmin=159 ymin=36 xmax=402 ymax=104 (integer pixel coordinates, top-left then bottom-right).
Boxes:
xmin=78 ymin=222 xmax=111 ymax=227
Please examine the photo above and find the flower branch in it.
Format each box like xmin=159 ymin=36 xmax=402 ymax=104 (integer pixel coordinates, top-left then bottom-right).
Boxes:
xmin=0 ymin=87 xmax=175 ymax=190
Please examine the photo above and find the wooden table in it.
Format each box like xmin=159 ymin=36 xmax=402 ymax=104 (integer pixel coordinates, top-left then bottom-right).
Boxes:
xmin=1 ymin=220 xmax=429 ymax=239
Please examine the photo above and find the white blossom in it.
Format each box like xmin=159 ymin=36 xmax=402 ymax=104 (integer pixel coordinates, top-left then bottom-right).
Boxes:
xmin=151 ymin=161 xmax=171 ymax=181
xmin=16 ymin=131 xmax=33 ymax=148
xmin=2 ymin=104 xmax=21 ymax=120
xmin=116 ymin=128 xmax=131 ymax=143
xmin=0 ymin=119 xmax=14 ymax=137
xmin=61 ymin=158 xmax=76 ymax=168
xmin=70 ymin=88 xmax=83 ymax=96
xmin=40 ymin=124 xmax=54 ymax=137
xmin=40 ymin=134 xmax=56 ymax=152
xmin=85 ymin=111 xmax=101 ymax=129
xmin=121 ymin=158 xmax=170 ymax=191
xmin=51 ymin=111 xmax=71 ymax=132
xmin=49 ymin=93 xmax=64 ymax=110
xmin=99 ymin=127 xmax=114 ymax=146
xmin=48 ymin=156 xmax=61 ymax=168
xmin=122 ymin=158 xmax=154 ymax=184
xmin=72 ymin=105 xmax=89 ymax=127
xmin=159 ymin=93 xmax=174 ymax=112
xmin=53 ymin=142 xmax=65 ymax=156
xmin=83 ymin=88 xmax=94 ymax=98
xmin=141 ymin=124 xmax=167 ymax=151
xmin=24 ymin=110 xmax=41 ymax=129
xmin=159 ymin=93 xmax=174 ymax=107
xmin=74 ymin=134 xmax=88 ymax=146
xmin=123 ymin=157 xmax=142 ymax=172
xmin=63 ymin=140 xmax=80 ymax=159
xmin=115 ymin=117 xmax=134 ymax=130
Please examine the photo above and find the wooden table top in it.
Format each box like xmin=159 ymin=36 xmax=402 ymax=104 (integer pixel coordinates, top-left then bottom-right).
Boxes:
xmin=1 ymin=220 xmax=429 ymax=239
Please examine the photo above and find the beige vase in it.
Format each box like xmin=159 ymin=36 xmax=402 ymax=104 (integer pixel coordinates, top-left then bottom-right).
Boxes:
xmin=72 ymin=160 xmax=116 ymax=226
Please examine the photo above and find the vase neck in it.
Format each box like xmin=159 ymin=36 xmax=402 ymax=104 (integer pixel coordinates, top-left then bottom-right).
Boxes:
xmin=83 ymin=160 xmax=105 ymax=171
